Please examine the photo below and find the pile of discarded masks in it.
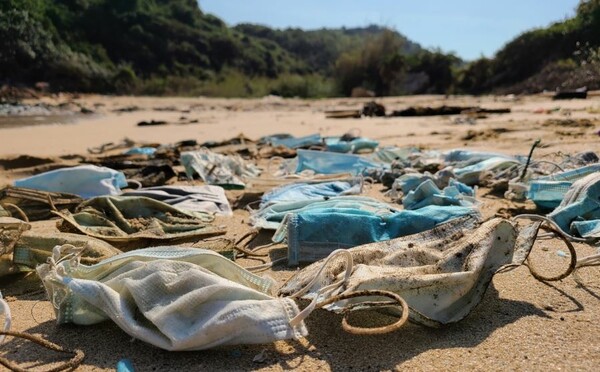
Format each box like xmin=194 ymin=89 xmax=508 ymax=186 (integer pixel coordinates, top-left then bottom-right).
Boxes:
xmin=1 ymin=132 xmax=599 ymax=369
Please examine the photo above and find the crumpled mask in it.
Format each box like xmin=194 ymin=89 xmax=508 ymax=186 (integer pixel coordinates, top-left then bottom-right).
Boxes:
xmin=268 ymin=133 xmax=322 ymax=149
xmin=279 ymin=217 xmax=540 ymax=326
xmin=122 ymin=185 xmax=233 ymax=216
xmin=14 ymin=165 xmax=127 ymax=199
xmin=275 ymin=205 xmax=481 ymax=265
xmin=452 ymin=157 xmax=521 ymax=186
xmin=260 ymin=180 xmax=362 ymax=207
xmin=251 ymin=196 xmax=400 ymax=230
xmin=55 ymin=196 xmax=225 ymax=244
xmin=324 ymin=137 xmax=379 ymax=153
xmin=402 ymin=179 xmax=476 ymax=210
xmin=1 ymin=217 xmax=121 ymax=277
xmin=548 ymin=172 xmax=600 ymax=239
xmin=0 ymin=186 xmax=83 ymax=221
xmin=527 ymin=164 xmax=600 ymax=211
xmin=292 ymin=150 xmax=388 ymax=176
xmin=37 ymin=246 xmax=307 ymax=351
xmin=180 ymin=148 xmax=261 ymax=189
xmin=0 ymin=217 xmax=31 ymax=276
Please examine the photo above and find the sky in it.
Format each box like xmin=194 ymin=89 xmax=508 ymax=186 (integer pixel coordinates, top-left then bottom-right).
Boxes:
xmin=200 ymin=0 xmax=580 ymax=60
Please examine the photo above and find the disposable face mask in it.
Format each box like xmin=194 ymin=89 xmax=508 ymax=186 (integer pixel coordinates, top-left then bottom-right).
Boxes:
xmin=324 ymin=137 xmax=379 ymax=153
xmin=0 ymin=217 xmax=121 ymax=278
xmin=276 ymin=205 xmax=481 ymax=265
xmin=269 ymin=133 xmax=322 ymax=149
xmin=444 ymin=149 xmax=515 ymax=164
xmin=251 ymin=196 xmax=400 ymax=230
xmin=260 ymin=180 xmax=362 ymax=207
xmin=294 ymin=150 xmax=388 ymax=176
xmin=527 ymin=164 xmax=600 ymax=210
xmin=181 ymin=148 xmax=261 ymax=189
xmin=123 ymin=147 xmax=157 ymax=156
xmin=453 ymin=157 xmax=521 ymax=186
xmin=279 ymin=217 xmax=541 ymax=326
xmin=547 ymin=172 xmax=600 ymax=239
xmin=402 ymin=179 xmax=476 ymax=210
xmin=37 ymin=246 xmax=307 ymax=351
xmin=0 ymin=217 xmax=31 ymax=276
xmin=370 ymin=146 xmax=420 ymax=164
xmin=14 ymin=165 xmax=127 ymax=199
xmin=0 ymin=186 xmax=83 ymax=221
xmin=54 ymin=196 xmax=225 ymax=244
xmin=123 ymin=185 xmax=233 ymax=216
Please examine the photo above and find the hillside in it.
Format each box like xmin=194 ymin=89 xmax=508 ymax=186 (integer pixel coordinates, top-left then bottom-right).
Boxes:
xmin=0 ymin=0 xmax=434 ymax=96
xmin=2 ymin=0 xmax=597 ymax=97
xmin=458 ymin=0 xmax=600 ymax=93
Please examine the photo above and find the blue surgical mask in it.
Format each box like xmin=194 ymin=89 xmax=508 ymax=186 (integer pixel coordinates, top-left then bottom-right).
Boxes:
xmin=548 ymin=172 xmax=600 ymax=239
xmin=402 ymin=179 xmax=476 ymax=210
xmin=369 ymin=146 xmax=420 ymax=164
xmin=444 ymin=149 xmax=515 ymax=164
xmin=14 ymin=165 xmax=127 ymax=199
xmin=260 ymin=180 xmax=362 ymax=207
xmin=324 ymin=137 xmax=379 ymax=153
xmin=528 ymin=164 xmax=600 ymax=210
xmin=269 ymin=133 xmax=322 ymax=149
xmin=251 ymin=196 xmax=400 ymax=230
xmin=277 ymin=205 xmax=481 ymax=265
xmin=453 ymin=157 xmax=521 ymax=186
xmin=294 ymin=149 xmax=388 ymax=176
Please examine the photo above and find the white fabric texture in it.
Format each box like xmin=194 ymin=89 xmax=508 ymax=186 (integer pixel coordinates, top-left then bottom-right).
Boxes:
xmin=122 ymin=185 xmax=233 ymax=216
xmin=37 ymin=247 xmax=307 ymax=351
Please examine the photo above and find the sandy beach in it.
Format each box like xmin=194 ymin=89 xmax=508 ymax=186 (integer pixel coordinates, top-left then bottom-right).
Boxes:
xmin=1 ymin=94 xmax=600 ymax=371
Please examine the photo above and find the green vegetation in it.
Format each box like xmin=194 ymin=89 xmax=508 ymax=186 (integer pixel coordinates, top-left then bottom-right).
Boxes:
xmin=1 ymin=0 xmax=599 ymax=96
xmin=457 ymin=0 xmax=600 ymax=93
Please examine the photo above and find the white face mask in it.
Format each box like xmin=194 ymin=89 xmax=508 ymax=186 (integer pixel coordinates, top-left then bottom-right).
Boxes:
xmin=280 ymin=217 xmax=542 ymax=327
xmin=37 ymin=246 xmax=307 ymax=351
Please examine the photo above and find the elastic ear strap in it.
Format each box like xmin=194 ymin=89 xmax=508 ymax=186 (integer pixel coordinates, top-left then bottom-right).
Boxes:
xmin=526 ymin=224 xmax=577 ymax=282
xmin=288 ymin=250 xmax=354 ymax=327
xmin=0 ymin=330 xmax=85 ymax=372
xmin=316 ymin=290 xmax=409 ymax=335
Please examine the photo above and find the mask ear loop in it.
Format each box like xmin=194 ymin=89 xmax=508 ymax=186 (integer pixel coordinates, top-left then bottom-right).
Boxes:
xmin=513 ymin=214 xmax=593 ymax=243
xmin=288 ymin=250 xmax=354 ymax=327
xmin=316 ymin=290 xmax=409 ymax=335
xmin=285 ymin=249 xmax=409 ymax=334
xmin=511 ymin=218 xmax=578 ymax=281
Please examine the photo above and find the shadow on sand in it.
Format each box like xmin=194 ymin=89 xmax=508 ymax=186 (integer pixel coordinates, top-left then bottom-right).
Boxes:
xmin=1 ymin=282 xmax=555 ymax=371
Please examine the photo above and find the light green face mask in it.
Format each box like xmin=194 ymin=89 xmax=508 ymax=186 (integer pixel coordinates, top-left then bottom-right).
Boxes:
xmin=37 ymin=246 xmax=307 ymax=351
xmin=0 ymin=217 xmax=31 ymax=277
xmin=1 ymin=216 xmax=122 ymax=278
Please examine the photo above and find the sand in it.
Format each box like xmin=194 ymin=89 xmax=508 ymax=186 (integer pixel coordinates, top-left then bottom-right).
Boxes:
xmin=1 ymin=93 xmax=599 ymax=371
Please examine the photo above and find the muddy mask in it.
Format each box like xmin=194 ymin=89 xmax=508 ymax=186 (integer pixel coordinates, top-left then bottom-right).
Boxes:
xmin=279 ymin=216 xmax=573 ymax=327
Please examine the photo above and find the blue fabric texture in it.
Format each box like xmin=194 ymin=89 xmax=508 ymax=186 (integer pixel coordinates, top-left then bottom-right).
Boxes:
xmin=284 ymin=205 xmax=481 ymax=265
xmin=252 ymin=196 xmax=399 ymax=230
xmin=295 ymin=149 xmax=388 ymax=176
xmin=324 ymin=137 xmax=379 ymax=153
xmin=14 ymin=164 xmax=127 ymax=199
xmin=548 ymin=172 xmax=600 ymax=238
xmin=269 ymin=133 xmax=322 ymax=149
xmin=528 ymin=164 xmax=600 ymax=210
xmin=260 ymin=181 xmax=361 ymax=207
xmin=402 ymin=179 xmax=475 ymax=210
